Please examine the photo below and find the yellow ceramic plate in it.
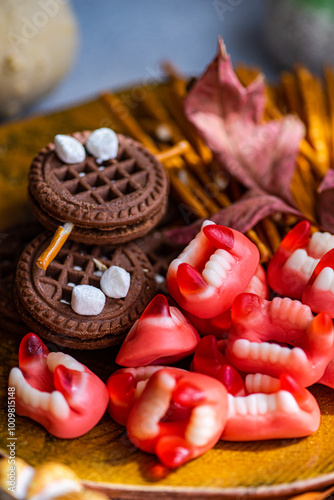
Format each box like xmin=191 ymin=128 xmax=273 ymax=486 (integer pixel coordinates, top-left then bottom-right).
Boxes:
xmin=0 ymin=91 xmax=333 ymax=500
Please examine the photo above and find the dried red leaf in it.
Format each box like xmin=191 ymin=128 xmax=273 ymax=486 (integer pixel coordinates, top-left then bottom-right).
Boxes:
xmin=165 ymin=190 xmax=303 ymax=246
xmin=184 ymin=37 xmax=305 ymax=206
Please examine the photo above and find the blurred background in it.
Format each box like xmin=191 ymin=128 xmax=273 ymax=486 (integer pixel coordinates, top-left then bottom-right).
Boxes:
xmin=1 ymin=0 xmax=334 ymax=120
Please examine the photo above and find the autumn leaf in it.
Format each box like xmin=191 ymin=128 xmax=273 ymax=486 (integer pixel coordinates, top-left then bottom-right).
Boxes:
xmin=165 ymin=190 xmax=301 ymax=246
xmin=164 ymin=37 xmax=310 ymax=245
xmin=184 ymin=37 xmax=305 ymax=207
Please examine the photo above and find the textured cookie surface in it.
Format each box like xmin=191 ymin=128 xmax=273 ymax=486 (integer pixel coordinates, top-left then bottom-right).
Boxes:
xmin=15 ymin=232 xmax=156 ymax=349
xmin=28 ymin=132 xmax=168 ymax=243
xmin=28 ymin=191 xmax=167 ymax=245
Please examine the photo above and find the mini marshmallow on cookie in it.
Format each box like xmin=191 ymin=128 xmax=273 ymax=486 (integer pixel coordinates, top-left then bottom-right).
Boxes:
xmin=100 ymin=266 xmax=131 ymax=299
xmin=71 ymin=285 xmax=106 ymax=316
xmin=85 ymin=127 xmax=118 ymax=162
xmin=54 ymin=134 xmax=86 ymax=164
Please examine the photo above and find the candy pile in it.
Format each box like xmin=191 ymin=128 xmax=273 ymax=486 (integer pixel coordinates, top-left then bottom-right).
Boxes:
xmin=9 ymin=219 xmax=334 ymax=470
xmin=107 ymin=220 xmax=334 ymax=467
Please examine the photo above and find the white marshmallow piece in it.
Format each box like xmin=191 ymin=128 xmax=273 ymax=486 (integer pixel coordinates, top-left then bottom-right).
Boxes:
xmin=85 ymin=128 xmax=118 ymax=162
xmin=54 ymin=134 xmax=86 ymax=164
xmin=100 ymin=265 xmax=131 ymax=299
xmin=71 ymin=285 xmax=106 ymax=315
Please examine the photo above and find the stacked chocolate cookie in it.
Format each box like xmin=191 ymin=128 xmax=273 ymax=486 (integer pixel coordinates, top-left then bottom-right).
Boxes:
xmin=14 ymin=129 xmax=170 ymax=349
xmin=28 ymin=131 xmax=168 ymax=244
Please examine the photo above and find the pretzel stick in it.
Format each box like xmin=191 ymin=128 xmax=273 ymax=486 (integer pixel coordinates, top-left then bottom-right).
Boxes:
xmin=160 ymin=60 xmax=188 ymax=98
xmin=259 ymin=218 xmax=282 ymax=253
xmin=36 ymin=222 xmax=74 ymax=270
xmin=156 ymin=141 xmax=191 ymax=162
xmin=140 ymin=87 xmax=177 ymax=130
xmin=235 ymin=65 xmax=261 ymax=86
xmin=186 ymin=161 xmax=231 ymax=209
xmin=246 ymin=229 xmax=272 ymax=263
xmin=168 ymin=168 xmax=210 ymax=218
xmin=100 ymin=93 xmax=158 ymax=153
xmin=281 ymin=71 xmax=303 ymax=118
xmin=139 ymin=87 xmax=204 ymax=167
xmin=290 ymin=155 xmax=317 ymax=222
xmin=324 ymin=66 xmax=334 ymax=168
xmin=314 ymin=76 xmax=331 ymax=163
xmin=101 ymin=92 xmax=188 ymax=171
xmin=295 ymin=65 xmax=329 ymax=178
xmin=160 ymin=85 xmax=213 ymax=164
xmin=182 ymin=170 xmax=220 ymax=215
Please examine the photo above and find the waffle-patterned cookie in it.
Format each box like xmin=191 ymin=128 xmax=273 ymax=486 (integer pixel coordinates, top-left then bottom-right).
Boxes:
xmin=28 ymin=132 xmax=168 ymax=245
xmin=0 ymin=222 xmax=42 ymax=334
xmin=15 ymin=232 xmax=156 ymax=349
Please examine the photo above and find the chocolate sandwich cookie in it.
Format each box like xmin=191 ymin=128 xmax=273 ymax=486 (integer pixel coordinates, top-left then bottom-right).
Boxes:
xmin=0 ymin=222 xmax=42 ymax=335
xmin=15 ymin=232 xmax=156 ymax=349
xmin=28 ymin=131 xmax=169 ymax=245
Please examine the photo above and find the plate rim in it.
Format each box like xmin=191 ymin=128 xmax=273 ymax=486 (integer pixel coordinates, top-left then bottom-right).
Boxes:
xmin=82 ymin=472 xmax=334 ymax=499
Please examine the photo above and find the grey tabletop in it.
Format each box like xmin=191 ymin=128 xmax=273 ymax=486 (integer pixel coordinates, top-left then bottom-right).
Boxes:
xmin=23 ymin=0 xmax=281 ymax=118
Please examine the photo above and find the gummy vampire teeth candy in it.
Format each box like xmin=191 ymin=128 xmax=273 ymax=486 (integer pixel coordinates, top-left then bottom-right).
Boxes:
xmin=166 ymin=221 xmax=259 ymax=319
xmin=225 ymin=293 xmax=334 ymax=387
xmin=182 ymin=263 xmax=269 ymax=339
xmin=126 ymin=368 xmax=228 ymax=468
xmin=8 ymin=333 xmax=109 ymax=438
xmin=221 ymin=373 xmax=320 ymax=441
xmin=302 ymin=248 xmax=334 ymax=317
xmin=107 ymin=365 xmax=166 ymax=426
xmin=268 ymin=220 xmax=334 ymax=299
xmin=116 ymin=294 xmax=200 ymax=367
xmin=191 ymin=335 xmax=245 ymax=396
